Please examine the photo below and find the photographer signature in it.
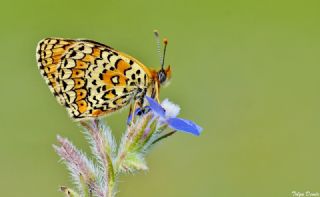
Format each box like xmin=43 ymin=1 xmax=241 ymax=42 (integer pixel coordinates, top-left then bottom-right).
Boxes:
xmin=292 ymin=191 xmax=319 ymax=197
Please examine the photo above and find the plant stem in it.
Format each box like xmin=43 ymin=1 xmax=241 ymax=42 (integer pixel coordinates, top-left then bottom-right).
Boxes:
xmin=80 ymin=120 xmax=116 ymax=197
xmin=152 ymin=130 xmax=177 ymax=145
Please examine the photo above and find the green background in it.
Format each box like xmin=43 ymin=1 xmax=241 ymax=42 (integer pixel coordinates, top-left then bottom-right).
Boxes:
xmin=0 ymin=0 xmax=319 ymax=196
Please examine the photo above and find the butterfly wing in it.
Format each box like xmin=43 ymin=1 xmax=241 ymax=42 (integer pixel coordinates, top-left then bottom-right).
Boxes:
xmin=36 ymin=38 xmax=152 ymax=120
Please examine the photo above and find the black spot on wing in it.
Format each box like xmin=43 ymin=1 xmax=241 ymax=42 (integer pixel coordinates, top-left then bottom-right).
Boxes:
xmin=62 ymin=80 xmax=68 ymax=90
xmin=102 ymin=92 xmax=110 ymax=101
xmin=114 ymin=59 xmax=121 ymax=69
xmin=102 ymin=85 xmax=107 ymax=91
xmin=94 ymin=58 xmax=103 ymax=65
xmin=144 ymin=74 xmax=147 ymax=85
xmin=111 ymin=89 xmax=117 ymax=96
xmin=107 ymin=54 xmax=113 ymax=62
xmin=99 ymin=73 xmax=104 ymax=80
xmin=97 ymin=86 xmax=101 ymax=93
xmin=69 ymin=50 xmax=77 ymax=57
xmin=124 ymin=66 xmax=132 ymax=75
xmin=129 ymin=81 xmax=135 ymax=86
xmin=78 ymin=45 xmax=84 ymax=51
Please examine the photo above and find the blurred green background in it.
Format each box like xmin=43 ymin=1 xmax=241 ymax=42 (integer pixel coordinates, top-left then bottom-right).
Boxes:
xmin=0 ymin=0 xmax=320 ymax=196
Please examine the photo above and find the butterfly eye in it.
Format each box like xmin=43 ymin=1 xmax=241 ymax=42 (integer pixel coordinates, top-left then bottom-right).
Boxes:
xmin=158 ymin=70 xmax=167 ymax=84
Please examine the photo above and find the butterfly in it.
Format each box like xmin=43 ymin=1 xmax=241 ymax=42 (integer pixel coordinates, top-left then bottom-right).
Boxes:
xmin=36 ymin=31 xmax=171 ymax=121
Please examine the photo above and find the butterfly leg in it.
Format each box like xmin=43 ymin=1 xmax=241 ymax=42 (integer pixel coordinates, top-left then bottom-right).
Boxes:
xmin=127 ymin=104 xmax=133 ymax=124
xmin=155 ymin=84 xmax=161 ymax=103
xmin=127 ymin=101 xmax=139 ymax=125
xmin=127 ymin=89 xmax=148 ymax=125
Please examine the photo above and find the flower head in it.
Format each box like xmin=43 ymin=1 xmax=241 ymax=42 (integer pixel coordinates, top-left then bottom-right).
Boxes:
xmin=146 ymin=96 xmax=202 ymax=136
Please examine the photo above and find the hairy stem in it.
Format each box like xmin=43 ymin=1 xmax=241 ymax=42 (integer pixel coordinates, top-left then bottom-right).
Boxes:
xmin=80 ymin=120 xmax=115 ymax=197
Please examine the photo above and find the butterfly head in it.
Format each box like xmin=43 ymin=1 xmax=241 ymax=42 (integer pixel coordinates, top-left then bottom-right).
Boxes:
xmin=157 ymin=65 xmax=171 ymax=86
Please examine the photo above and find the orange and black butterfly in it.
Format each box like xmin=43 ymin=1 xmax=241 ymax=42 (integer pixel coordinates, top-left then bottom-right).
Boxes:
xmin=36 ymin=31 xmax=171 ymax=120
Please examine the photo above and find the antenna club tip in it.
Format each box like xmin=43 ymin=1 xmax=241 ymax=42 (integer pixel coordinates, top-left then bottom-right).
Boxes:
xmin=153 ymin=30 xmax=159 ymax=36
xmin=163 ymin=38 xmax=168 ymax=45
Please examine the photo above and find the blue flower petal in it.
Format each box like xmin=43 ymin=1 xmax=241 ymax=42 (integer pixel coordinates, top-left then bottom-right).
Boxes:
xmin=167 ymin=117 xmax=202 ymax=136
xmin=146 ymin=96 xmax=166 ymax=117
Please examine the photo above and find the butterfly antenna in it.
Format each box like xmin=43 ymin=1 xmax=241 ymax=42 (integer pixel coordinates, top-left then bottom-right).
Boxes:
xmin=162 ymin=38 xmax=168 ymax=70
xmin=154 ymin=30 xmax=163 ymax=68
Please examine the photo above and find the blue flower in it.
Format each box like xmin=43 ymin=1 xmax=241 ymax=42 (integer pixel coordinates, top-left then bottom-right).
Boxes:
xmin=146 ymin=96 xmax=202 ymax=136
